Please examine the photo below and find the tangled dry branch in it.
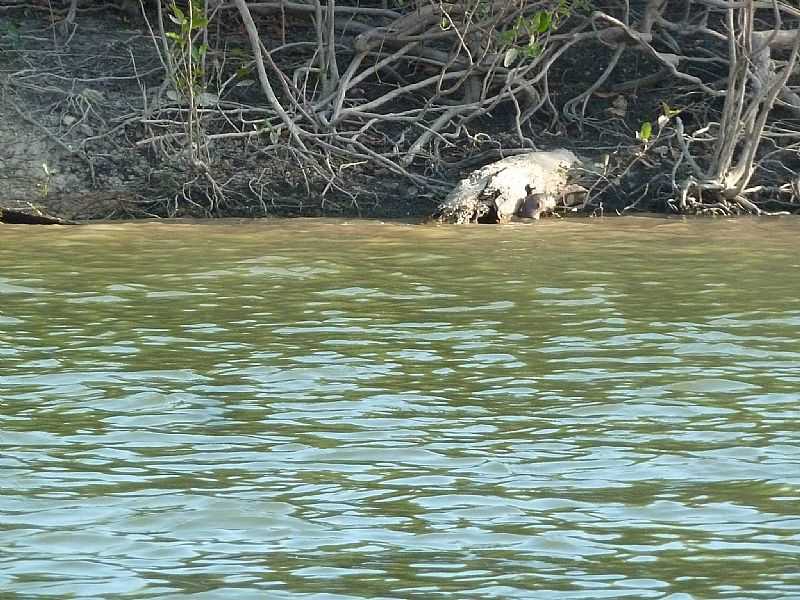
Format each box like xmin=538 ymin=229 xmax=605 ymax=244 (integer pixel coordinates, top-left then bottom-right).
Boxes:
xmin=4 ymin=0 xmax=800 ymax=215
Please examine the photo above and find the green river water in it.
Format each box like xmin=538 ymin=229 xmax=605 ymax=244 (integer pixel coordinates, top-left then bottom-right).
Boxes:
xmin=1 ymin=218 xmax=799 ymax=599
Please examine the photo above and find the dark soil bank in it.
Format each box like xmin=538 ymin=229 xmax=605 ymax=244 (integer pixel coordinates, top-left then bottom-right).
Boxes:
xmin=0 ymin=11 xmax=429 ymax=220
xmin=3 ymin=2 xmax=800 ymax=223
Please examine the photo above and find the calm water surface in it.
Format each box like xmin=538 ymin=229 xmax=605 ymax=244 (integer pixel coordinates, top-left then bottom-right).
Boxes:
xmin=1 ymin=218 xmax=799 ymax=599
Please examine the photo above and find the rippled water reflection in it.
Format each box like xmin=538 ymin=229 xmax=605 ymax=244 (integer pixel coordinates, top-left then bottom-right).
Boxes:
xmin=2 ymin=218 xmax=800 ymax=599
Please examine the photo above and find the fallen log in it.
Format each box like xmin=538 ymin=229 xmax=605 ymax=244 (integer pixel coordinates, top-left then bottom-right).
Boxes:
xmin=0 ymin=207 xmax=74 ymax=225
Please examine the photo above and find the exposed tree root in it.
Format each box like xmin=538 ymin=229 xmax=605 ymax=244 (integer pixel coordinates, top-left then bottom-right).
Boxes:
xmin=2 ymin=0 xmax=800 ymax=217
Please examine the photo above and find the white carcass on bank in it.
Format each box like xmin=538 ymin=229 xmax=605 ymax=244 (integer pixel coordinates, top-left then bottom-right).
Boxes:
xmin=433 ymin=149 xmax=583 ymax=224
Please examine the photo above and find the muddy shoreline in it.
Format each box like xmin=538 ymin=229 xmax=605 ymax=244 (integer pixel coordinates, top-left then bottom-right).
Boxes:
xmin=0 ymin=12 xmax=595 ymax=223
xmin=0 ymin=13 xmax=440 ymax=222
xmin=4 ymin=7 xmax=800 ymax=223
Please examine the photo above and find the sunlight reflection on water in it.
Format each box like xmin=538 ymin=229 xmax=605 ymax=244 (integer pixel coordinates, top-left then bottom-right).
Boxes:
xmin=1 ymin=218 xmax=800 ymax=599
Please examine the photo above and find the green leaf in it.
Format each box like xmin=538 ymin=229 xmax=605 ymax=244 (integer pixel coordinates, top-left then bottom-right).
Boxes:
xmin=639 ymin=121 xmax=653 ymax=142
xmin=530 ymin=12 xmax=543 ymax=32
xmin=498 ymin=29 xmax=515 ymax=45
xmin=523 ymin=43 xmax=542 ymax=58
xmin=660 ymin=102 xmax=682 ymax=117
xmin=171 ymin=4 xmax=185 ymax=22
xmin=190 ymin=43 xmax=208 ymax=60
xmin=536 ymin=11 xmax=552 ymax=33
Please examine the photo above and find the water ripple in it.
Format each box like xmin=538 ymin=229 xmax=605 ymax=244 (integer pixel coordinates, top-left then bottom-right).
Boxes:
xmin=1 ymin=219 xmax=799 ymax=598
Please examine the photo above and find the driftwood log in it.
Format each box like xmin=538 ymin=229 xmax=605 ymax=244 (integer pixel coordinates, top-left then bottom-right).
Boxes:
xmin=0 ymin=207 xmax=73 ymax=225
xmin=0 ymin=192 xmax=137 ymax=224
xmin=433 ymin=150 xmax=583 ymax=224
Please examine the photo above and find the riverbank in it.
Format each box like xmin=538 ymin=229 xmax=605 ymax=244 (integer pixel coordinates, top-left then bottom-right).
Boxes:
xmin=0 ymin=11 xmax=442 ymax=221
xmin=3 ymin=4 xmax=800 ymax=222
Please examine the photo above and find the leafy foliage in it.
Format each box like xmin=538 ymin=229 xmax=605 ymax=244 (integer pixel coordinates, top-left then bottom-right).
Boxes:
xmin=498 ymin=0 xmax=592 ymax=65
xmin=165 ymin=0 xmax=209 ymax=96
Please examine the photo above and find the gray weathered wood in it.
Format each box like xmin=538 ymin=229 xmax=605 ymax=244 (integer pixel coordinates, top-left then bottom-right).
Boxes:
xmin=0 ymin=208 xmax=73 ymax=225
